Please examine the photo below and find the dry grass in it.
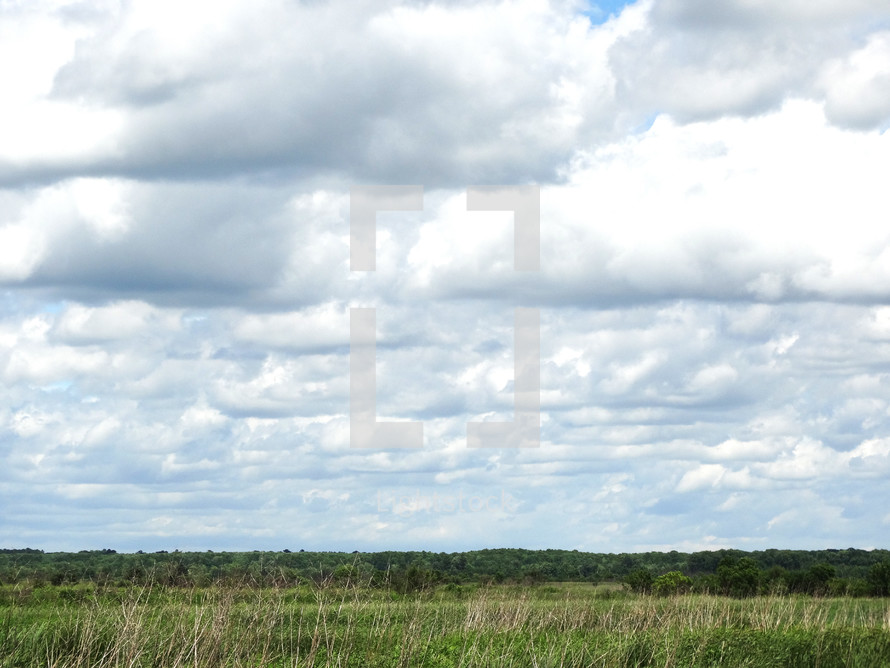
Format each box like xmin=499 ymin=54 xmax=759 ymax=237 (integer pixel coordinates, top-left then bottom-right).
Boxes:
xmin=0 ymin=583 xmax=888 ymax=666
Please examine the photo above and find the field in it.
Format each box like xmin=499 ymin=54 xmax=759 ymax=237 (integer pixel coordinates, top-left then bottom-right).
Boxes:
xmin=1 ymin=582 xmax=889 ymax=667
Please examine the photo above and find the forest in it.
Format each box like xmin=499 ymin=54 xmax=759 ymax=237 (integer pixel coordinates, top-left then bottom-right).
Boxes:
xmin=2 ymin=546 xmax=889 ymax=597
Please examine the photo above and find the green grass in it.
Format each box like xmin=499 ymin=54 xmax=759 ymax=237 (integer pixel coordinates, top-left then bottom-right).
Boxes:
xmin=0 ymin=583 xmax=888 ymax=666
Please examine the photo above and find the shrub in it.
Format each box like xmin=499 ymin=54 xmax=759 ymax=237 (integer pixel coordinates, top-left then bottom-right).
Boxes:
xmin=624 ymin=568 xmax=653 ymax=594
xmin=717 ymin=557 xmax=760 ymax=597
xmin=653 ymin=571 xmax=693 ymax=596
xmin=868 ymin=561 xmax=890 ymax=596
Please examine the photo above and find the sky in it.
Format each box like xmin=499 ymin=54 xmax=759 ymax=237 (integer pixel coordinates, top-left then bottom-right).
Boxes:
xmin=1 ymin=0 xmax=890 ymax=554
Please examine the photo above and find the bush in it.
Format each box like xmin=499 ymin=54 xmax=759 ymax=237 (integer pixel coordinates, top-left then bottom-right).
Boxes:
xmin=653 ymin=571 xmax=693 ymax=596
xmin=868 ymin=561 xmax=890 ymax=596
xmin=717 ymin=557 xmax=760 ymax=597
xmin=846 ymin=577 xmax=872 ymax=597
xmin=624 ymin=568 xmax=653 ymax=594
xmin=388 ymin=565 xmax=442 ymax=594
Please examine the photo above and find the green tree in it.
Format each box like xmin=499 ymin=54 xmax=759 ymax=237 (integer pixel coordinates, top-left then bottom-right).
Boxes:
xmin=624 ymin=568 xmax=653 ymax=594
xmin=717 ymin=557 xmax=760 ymax=597
xmin=653 ymin=571 xmax=692 ymax=596
xmin=868 ymin=561 xmax=890 ymax=596
xmin=807 ymin=563 xmax=836 ymax=596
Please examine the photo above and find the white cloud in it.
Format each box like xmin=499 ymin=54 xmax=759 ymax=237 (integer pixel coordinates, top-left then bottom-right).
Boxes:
xmin=2 ymin=0 xmax=890 ymax=552
xmin=53 ymin=301 xmax=179 ymax=343
xmin=0 ymin=223 xmax=44 ymax=281
xmin=821 ymin=31 xmax=890 ymax=130
xmin=613 ymin=0 xmax=890 ymax=125
xmin=676 ymin=463 xmax=754 ymax=492
xmin=233 ymin=305 xmax=349 ymax=352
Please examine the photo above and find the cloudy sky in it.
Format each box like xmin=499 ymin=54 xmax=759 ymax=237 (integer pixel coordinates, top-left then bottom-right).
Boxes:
xmin=2 ymin=0 xmax=890 ymax=554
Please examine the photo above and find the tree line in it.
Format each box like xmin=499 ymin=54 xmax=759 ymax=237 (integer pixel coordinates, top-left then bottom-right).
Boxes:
xmin=625 ymin=555 xmax=890 ymax=597
xmin=1 ymin=547 xmax=888 ymax=596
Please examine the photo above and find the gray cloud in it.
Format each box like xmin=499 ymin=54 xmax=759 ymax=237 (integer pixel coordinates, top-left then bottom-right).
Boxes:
xmin=610 ymin=0 xmax=890 ymax=128
xmin=0 ymin=0 xmax=618 ymax=187
xmin=2 ymin=0 xmax=890 ymax=552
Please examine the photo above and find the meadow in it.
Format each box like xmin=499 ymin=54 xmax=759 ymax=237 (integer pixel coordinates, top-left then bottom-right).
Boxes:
xmin=1 ymin=582 xmax=888 ymax=667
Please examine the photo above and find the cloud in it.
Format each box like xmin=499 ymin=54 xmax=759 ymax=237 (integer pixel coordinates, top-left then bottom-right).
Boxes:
xmin=396 ymin=101 xmax=890 ymax=306
xmin=821 ymin=31 xmax=890 ymax=130
xmin=233 ymin=305 xmax=349 ymax=354
xmin=610 ymin=0 xmax=890 ymax=126
xmin=2 ymin=0 xmax=890 ymax=553
xmin=52 ymin=301 xmax=180 ymax=344
xmin=1 ymin=179 xmax=320 ymax=305
xmin=0 ymin=0 xmax=632 ymax=187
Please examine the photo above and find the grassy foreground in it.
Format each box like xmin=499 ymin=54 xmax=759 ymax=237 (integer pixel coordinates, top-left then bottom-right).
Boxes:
xmin=1 ymin=583 xmax=888 ymax=667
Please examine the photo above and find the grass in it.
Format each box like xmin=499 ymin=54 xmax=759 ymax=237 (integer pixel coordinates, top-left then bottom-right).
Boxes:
xmin=0 ymin=582 xmax=888 ymax=666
